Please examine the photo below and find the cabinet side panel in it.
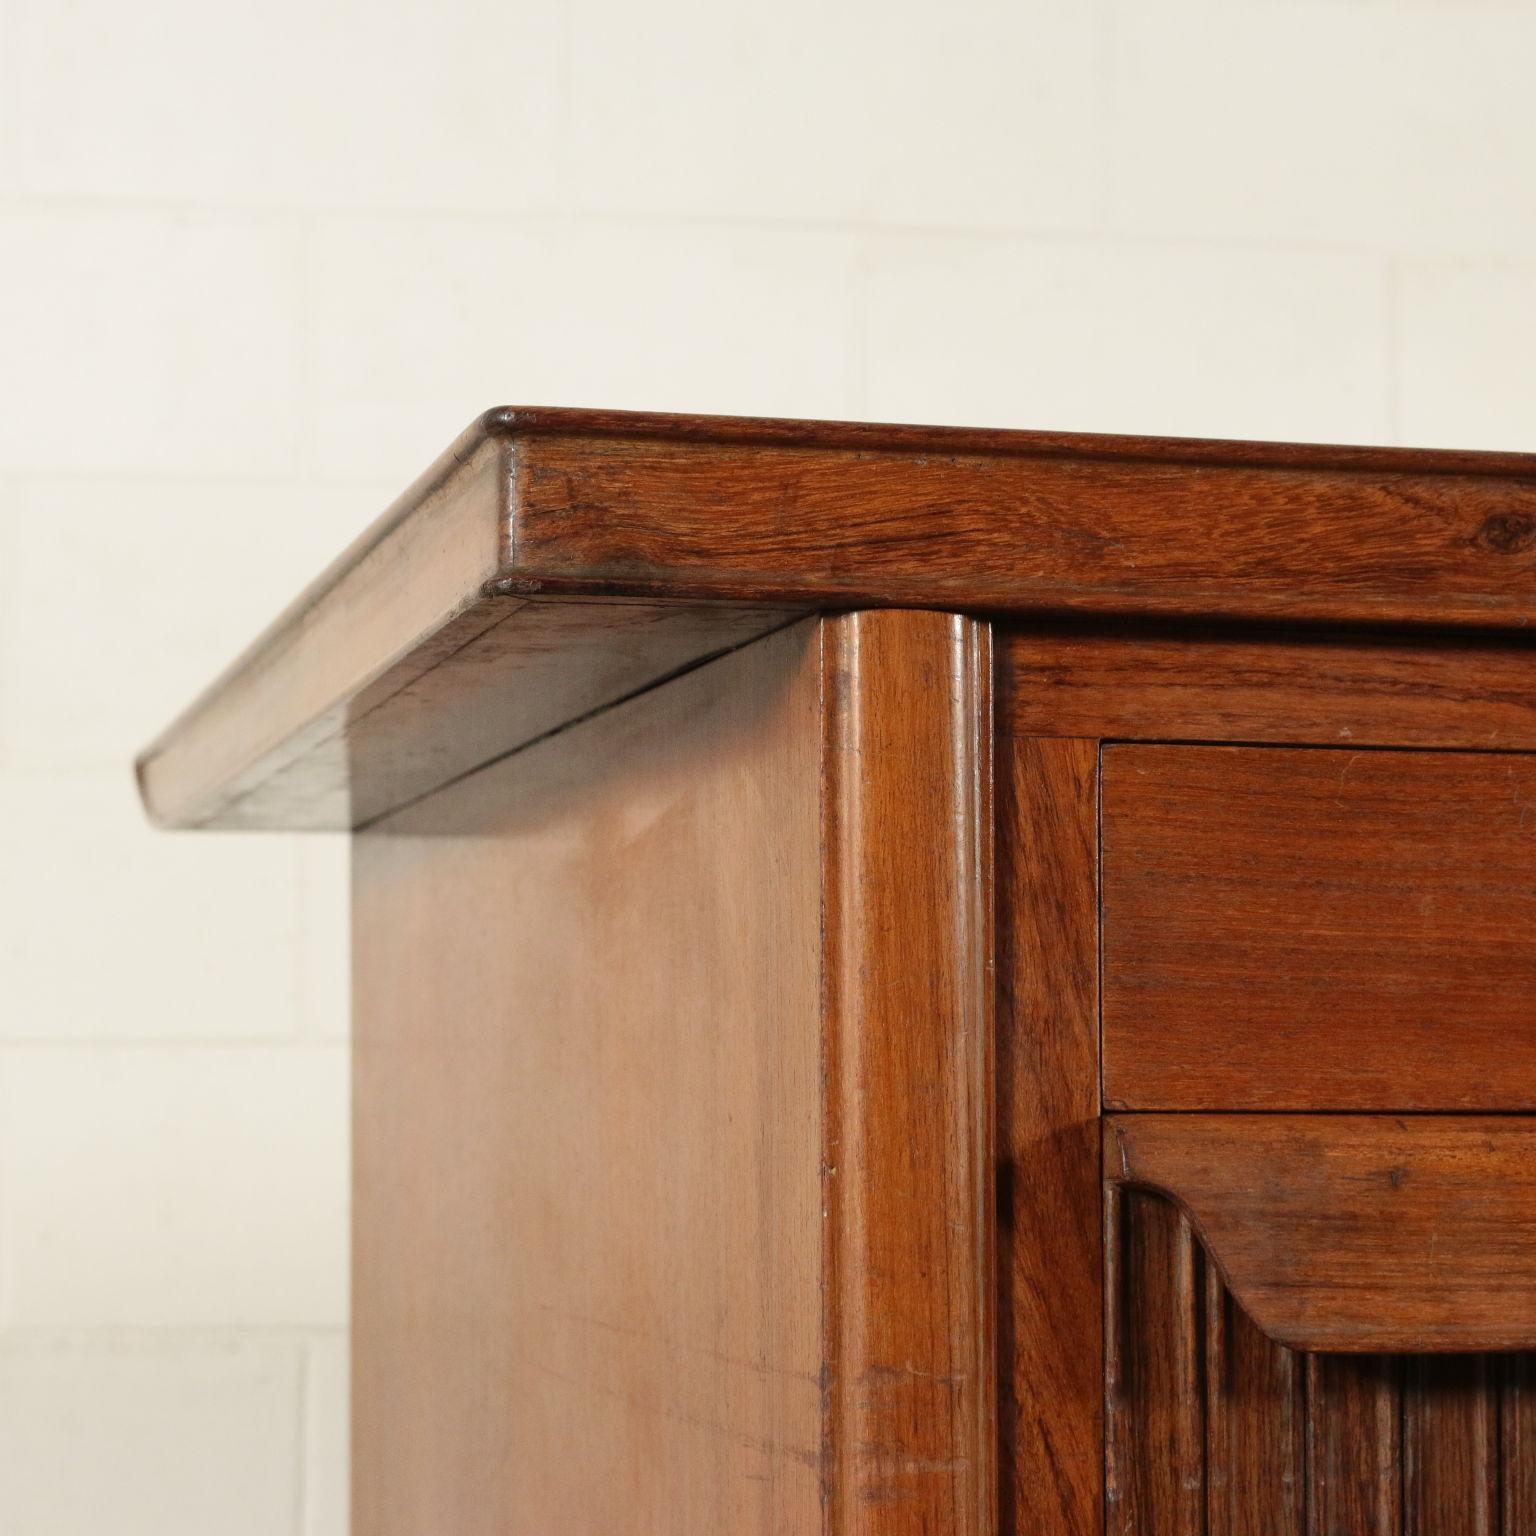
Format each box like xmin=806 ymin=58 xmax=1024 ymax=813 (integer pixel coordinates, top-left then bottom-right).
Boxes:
xmin=351 ymin=621 xmax=826 ymax=1536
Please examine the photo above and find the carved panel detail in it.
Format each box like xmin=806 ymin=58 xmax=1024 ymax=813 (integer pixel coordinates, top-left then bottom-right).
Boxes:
xmin=1107 ymin=1188 xmax=1532 ymax=1535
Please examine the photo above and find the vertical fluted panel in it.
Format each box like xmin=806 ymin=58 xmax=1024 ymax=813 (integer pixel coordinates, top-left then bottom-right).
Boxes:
xmin=1305 ymin=1355 xmax=1402 ymax=1536
xmin=1206 ymin=1263 xmax=1304 ymax=1535
xmin=1105 ymin=1188 xmax=1204 ymax=1536
xmin=1504 ymin=1356 xmax=1536 ymax=1536
xmin=1105 ymin=1192 xmax=1536 ymax=1536
xmin=1402 ymin=1356 xmax=1497 ymax=1536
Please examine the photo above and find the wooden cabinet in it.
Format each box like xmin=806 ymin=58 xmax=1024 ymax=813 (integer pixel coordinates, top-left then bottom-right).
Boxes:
xmin=139 ymin=407 xmax=1536 ymax=1534
xmin=1101 ymin=744 xmax=1536 ymax=1110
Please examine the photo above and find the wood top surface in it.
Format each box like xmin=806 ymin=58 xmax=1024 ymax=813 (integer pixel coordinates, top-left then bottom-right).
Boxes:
xmin=138 ymin=405 xmax=1536 ymax=829
xmin=470 ymin=403 xmax=1536 ymax=476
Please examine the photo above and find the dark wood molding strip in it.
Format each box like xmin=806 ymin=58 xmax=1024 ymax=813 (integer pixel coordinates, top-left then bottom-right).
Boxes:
xmin=997 ymin=736 xmax=1102 ymax=1536
xmin=1001 ymin=625 xmax=1536 ymax=754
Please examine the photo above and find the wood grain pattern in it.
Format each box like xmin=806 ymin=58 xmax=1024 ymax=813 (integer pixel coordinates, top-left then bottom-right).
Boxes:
xmin=1001 ymin=625 xmax=1536 ymax=752
xmin=1504 ymin=1357 xmax=1536 ymax=1536
xmin=140 ymin=419 xmax=509 ymax=829
xmin=1403 ymin=1356 xmax=1498 ymax=1536
xmin=1110 ymin=1188 xmax=1533 ymax=1535
xmin=1206 ymin=1262 xmax=1304 ymax=1535
xmin=1106 ymin=1114 xmax=1536 ymax=1353
xmin=1306 ymin=1354 xmax=1402 ymax=1536
xmin=996 ymin=737 xmax=1101 ymax=1536
xmin=352 ymin=622 xmax=828 ymax=1536
xmin=156 ymin=594 xmax=800 ymax=829
xmin=467 ymin=403 xmax=1536 ymax=477
xmin=512 ymin=425 xmax=1536 ymax=627
xmin=141 ymin=404 xmax=1536 ymax=831
xmin=352 ymin=611 xmax=994 ymax=1535
xmin=1102 ymin=744 xmax=1536 ymax=1111
xmin=1104 ymin=1188 xmax=1204 ymax=1536
xmin=820 ymin=609 xmax=995 ymax=1533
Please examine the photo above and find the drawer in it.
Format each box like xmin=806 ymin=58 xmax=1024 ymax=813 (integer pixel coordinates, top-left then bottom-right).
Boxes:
xmin=1101 ymin=743 xmax=1536 ymax=1110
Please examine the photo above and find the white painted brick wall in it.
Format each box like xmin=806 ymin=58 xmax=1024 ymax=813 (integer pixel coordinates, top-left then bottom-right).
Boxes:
xmin=0 ymin=1339 xmax=304 ymax=1536
xmin=0 ymin=0 xmax=1531 ymax=1530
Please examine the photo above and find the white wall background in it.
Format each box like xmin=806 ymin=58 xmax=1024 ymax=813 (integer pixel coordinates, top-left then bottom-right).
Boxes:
xmin=0 ymin=1 xmax=1532 ymax=1531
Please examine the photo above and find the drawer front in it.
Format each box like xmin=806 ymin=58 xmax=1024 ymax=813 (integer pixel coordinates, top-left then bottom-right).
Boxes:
xmin=1102 ymin=743 xmax=1536 ymax=1110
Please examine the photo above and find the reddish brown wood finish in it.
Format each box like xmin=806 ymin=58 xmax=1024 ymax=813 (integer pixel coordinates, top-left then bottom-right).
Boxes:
xmin=139 ymin=404 xmax=1536 ymax=1534
xmin=1109 ymin=1189 xmax=1534 ymax=1536
xmin=1102 ymin=744 xmax=1536 ymax=1112
xmin=1505 ymin=1358 xmax=1536 ymax=1535
xmin=140 ymin=406 xmax=1536 ymax=831
xmin=820 ymin=610 xmax=995 ymax=1532
xmin=512 ymin=425 xmax=1536 ymax=631
xmin=1001 ymin=625 xmax=1536 ymax=752
xmin=1403 ymin=1357 xmax=1498 ymax=1536
xmin=1104 ymin=1189 xmax=1204 ymax=1536
xmin=1306 ymin=1355 xmax=1403 ymax=1535
xmin=470 ymin=403 xmax=1536 ymax=477
xmin=996 ymin=737 xmax=1101 ymax=1536
xmin=1106 ymin=1115 xmax=1536 ymax=1353
xmin=1205 ymin=1264 xmax=1304 ymax=1535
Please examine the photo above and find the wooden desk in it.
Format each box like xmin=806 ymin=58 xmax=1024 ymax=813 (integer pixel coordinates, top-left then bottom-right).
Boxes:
xmin=139 ymin=408 xmax=1536 ymax=1535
